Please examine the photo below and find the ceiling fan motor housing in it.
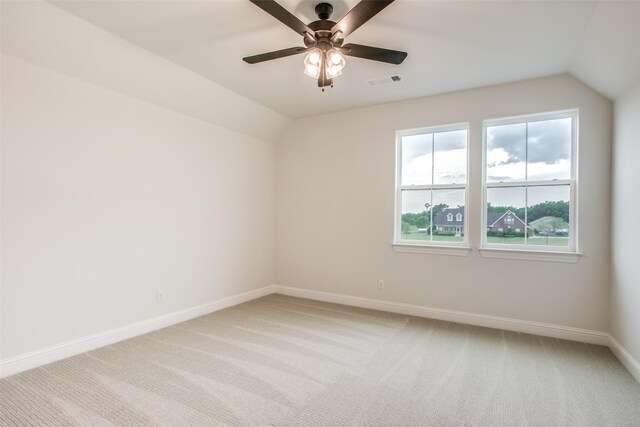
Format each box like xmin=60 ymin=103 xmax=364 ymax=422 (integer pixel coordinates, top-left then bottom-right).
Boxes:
xmin=306 ymin=3 xmax=339 ymax=49
xmin=315 ymin=3 xmax=333 ymax=20
xmin=306 ymin=2 xmax=338 ymax=46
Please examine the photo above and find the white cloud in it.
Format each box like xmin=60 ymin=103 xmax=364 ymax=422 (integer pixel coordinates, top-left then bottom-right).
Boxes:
xmin=487 ymin=148 xmax=570 ymax=182
xmin=403 ymin=148 xmax=467 ymax=185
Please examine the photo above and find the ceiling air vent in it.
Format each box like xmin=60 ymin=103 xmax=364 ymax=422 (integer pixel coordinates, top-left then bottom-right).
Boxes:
xmin=366 ymin=75 xmax=402 ymax=87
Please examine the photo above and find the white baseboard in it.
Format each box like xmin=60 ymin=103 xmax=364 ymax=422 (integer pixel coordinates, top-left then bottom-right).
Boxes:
xmin=0 ymin=285 xmax=276 ymax=379
xmin=272 ymin=285 xmax=610 ymax=346
xmin=608 ymin=334 xmax=640 ymax=384
xmin=274 ymin=286 xmax=640 ymax=384
xmin=4 ymin=283 xmax=637 ymax=386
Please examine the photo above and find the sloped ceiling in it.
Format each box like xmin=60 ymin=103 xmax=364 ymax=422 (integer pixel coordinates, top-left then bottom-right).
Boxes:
xmin=1 ymin=0 xmax=290 ymax=141
xmin=36 ymin=0 xmax=640 ymax=118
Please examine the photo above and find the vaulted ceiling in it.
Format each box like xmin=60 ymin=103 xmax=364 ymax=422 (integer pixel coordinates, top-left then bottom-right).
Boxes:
xmin=51 ymin=0 xmax=640 ymax=118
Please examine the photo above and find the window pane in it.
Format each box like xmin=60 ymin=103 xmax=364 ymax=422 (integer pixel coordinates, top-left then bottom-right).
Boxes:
xmin=486 ymin=123 xmax=526 ymax=183
xmin=527 ymin=118 xmax=572 ymax=181
xmin=400 ymin=189 xmax=432 ymax=240
xmin=432 ymin=189 xmax=465 ymax=242
xmin=486 ymin=187 xmax=526 ymax=245
xmin=527 ymin=185 xmax=570 ymax=247
xmin=434 ymin=130 xmax=467 ymax=184
xmin=401 ymin=134 xmax=432 ymax=186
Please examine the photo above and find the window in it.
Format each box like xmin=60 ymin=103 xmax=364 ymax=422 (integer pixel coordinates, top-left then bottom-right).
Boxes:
xmin=396 ymin=124 xmax=468 ymax=246
xmin=482 ymin=110 xmax=577 ymax=251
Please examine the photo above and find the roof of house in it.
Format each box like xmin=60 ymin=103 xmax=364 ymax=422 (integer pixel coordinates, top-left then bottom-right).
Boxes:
xmin=433 ymin=208 xmax=464 ymax=226
xmin=487 ymin=210 xmax=526 ymax=227
xmin=487 ymin=212 xmax=505 ymax=226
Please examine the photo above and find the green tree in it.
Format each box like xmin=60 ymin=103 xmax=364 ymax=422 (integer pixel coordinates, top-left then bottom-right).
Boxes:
xmin=488 ymin=200 xmax=569 ymax=224
xmin=415 ymin=215 xmax=428 ymax=228
xmin=402 ymin=210 xmax=430 ymax=229
xmin=487 ymin=203 xmax=518 ymax=214
xmin=401 ymin=222 xmax=413 ymax=235
xmin=527 ymin=200 xmax=569 ymax=222
xmin=431 ymin=203 xmax=449 ymax=218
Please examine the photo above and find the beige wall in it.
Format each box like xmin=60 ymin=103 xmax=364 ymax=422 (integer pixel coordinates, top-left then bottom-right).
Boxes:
xmin=276 ymin=75 xmax=612 ymax=331
xmin=611 ymin=80 xmax=640 ymax=363
xmin=1 ymin=0 xmax=288 ymax=142
xmin=1 ymin=54 xmax=276 ymax=358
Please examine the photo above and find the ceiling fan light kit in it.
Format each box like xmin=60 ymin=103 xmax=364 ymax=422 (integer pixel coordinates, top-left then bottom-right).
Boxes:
xmin=303 ymin=48 xmax=345 ymax=80
xmin=243 ymin=0 xmax=407 ymax=90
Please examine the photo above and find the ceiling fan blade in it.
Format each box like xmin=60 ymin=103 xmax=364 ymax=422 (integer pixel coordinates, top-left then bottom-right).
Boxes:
xmin=342 ymin=43 xmax=407 ymax=65
xmin=331 ymin=0 xmax=394 ymax=39
xmin=249 ymin=0 xmax=313 ymax=36
xmin=243 ymin=47 xmax=308 ymax=64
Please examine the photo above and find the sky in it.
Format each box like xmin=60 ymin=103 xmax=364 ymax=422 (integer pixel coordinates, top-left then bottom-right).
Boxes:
xmin=486 ymin=185 xmax=570 ymax=208
xmin=401 ymin=129 xmax=467 ymax=186
xmin=486 ymin=118 xmax=571 ymax=182
xmin=402 ymin=188 xmax=465 ymax=214
xmin=401 ymin=129 xmax=467 ymax=213
xmin=400 ymin=119 xmax=571 ymax=214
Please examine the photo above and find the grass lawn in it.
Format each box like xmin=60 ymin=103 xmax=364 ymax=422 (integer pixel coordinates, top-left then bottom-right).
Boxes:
xmin=401 ymin=232 xmax=463 ymax=242
xmin=487 ymin=236 xmax=569 ymax=246
xmin=401 ymin=233 xmax=569 ymax=246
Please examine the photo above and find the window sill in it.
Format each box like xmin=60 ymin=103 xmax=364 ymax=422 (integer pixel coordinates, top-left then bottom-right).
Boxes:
xmin=392 ymin=243 xmax=470 ymax=257
xmin=478 ymin=247 xmax=582 ymax=263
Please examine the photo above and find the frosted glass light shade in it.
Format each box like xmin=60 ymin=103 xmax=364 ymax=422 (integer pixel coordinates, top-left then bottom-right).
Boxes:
xmin=303 ymin=48 xmax=347 ymax=81
xmin=326 ymin=49 xmax=345 ymax=77
xmin=304 ymin=49 xmax=322 ymax=78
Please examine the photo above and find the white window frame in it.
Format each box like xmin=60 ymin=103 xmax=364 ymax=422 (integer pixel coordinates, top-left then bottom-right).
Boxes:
xmin=480 ymin=110 xmax=579 ymax=256
xmin=394 ymin=123 xmax=470 ymax=253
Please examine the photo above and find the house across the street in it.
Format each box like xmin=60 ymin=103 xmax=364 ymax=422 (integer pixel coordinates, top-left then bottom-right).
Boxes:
xmin=487 ymin=210 xmax=531 ymax=235
xmin=433 ymin=207 xmax=465 ymax=235
xmin=434 ymin=208 xmax=531 ymax=236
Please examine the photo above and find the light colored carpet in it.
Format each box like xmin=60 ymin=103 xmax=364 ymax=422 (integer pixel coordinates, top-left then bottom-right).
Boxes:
xmin=1 ymin=294 xmax=639 ymax=426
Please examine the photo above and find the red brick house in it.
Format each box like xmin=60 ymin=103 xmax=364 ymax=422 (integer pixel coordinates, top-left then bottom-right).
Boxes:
xmin=487 ymin=210 xmax=531 ymax=235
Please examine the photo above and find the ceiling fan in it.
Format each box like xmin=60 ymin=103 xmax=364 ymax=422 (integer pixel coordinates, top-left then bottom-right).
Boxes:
xmin=243 ymin=0 xmax=407 ymax=88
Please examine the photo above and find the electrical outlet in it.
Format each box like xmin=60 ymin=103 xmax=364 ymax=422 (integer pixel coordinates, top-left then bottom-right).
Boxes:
xmin=156 ymin=290 xmax=165 ymax=303
xmin=377 ymin=280 xmax=385 ymax=290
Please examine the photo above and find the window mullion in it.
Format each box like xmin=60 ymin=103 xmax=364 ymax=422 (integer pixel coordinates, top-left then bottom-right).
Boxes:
xmin=399 ymin=184 xmax=432 ymax=191
xmin=524 ymin=122 xmax=529 ymax=246
xmin=430 ymin=133 xmax=435 ymax=241
xmin=486 ymin=181 xmax=528 ymax=188
xmin=486 ymin=180 xmax=571 ymax=189
xmin=400 ymin=184 xmax=467 ymax=191
xmin=522 ymin=179 xmax=573 ymax=187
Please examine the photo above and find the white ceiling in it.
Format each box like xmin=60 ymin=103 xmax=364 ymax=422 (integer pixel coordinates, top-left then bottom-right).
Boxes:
xmin=50 ymin=0 xmax=640 ymax=119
